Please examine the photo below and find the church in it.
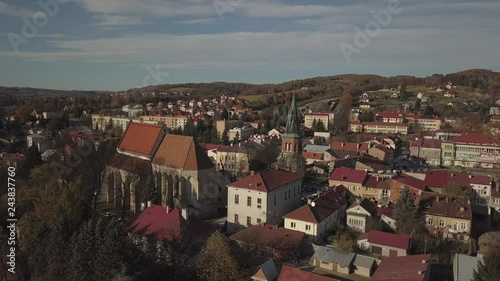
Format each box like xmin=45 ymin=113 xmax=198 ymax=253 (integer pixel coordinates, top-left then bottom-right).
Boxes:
xmin=274 ymin=94 xmax=305 ymax=177
xmin=103 ymin=122 xmax=229 ymax=218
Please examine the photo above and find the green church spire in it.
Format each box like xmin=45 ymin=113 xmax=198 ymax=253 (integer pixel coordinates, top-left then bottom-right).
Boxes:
xmin=284 ymin=94 xmax=301 ymax=138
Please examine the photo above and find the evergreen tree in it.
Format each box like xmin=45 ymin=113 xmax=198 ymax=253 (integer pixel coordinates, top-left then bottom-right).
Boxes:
xmin=311 ymin=119 xmax=317 ymax=130
xmin=221 ymin=109 xmax=229 ymax=120
xmin=45 ymin=217 xmax=73 ymax=281
xmin=25 ymin=145 xmax=42 ymax=169
xmin=69 ymin=220 xmax=96 ymax=281
xmin=196 ymin=232 xmax=240 ymax=281
xmin=183 ymin=118 xmax=195 ymax=136
xmin=394 ymin=187 xmax=419 ymax=235
xmin=232 ymin=132 xmax=240 ymax=144
xmin=256 ymin=122 xmax=263 ymax=134
xmin=400 ymin=83 xmax=408 ymax=101
xmin=221 ymin=130 xmax=230 ymax=145
xmin=473 ymin=251 xmax=500 ymax=281
xmin=316 ymin=119 xmax=326 ymax=132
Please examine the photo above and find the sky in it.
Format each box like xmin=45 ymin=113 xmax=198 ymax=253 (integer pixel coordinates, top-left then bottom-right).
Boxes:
xmin=0 ymin=0 xmax=499 ymax=91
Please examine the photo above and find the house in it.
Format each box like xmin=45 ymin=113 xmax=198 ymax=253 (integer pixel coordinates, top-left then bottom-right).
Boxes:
xmin=389 ymin=173 xmax=426 ymax=201
xmin=377 ymin=207 xmax=397 ymax=231
xmin=227 ymin=168 xmax=302 ymax=233
xmin=367 ymin=145 xmax=394 ymax=163
xmin=328 ymin=167 xmax=368 ymax=196
xmin=251 ymin=259 xmax=279 ymax=281
xmin=370 ymin=254 xmax=431 ymax=281
xmin=346 ymin=199 xmax=377 ymax=233
xmin=310 ymin=246 xmax=377 ymax=277
xmin=453 ymin=254 xmax=482 ymax=281
xmin=277 ymin=265 xmax=340 ymax=281
xmin=198 ymin=143 xmax=220 ymax=161
xmin=410 ymin=139 xmax=442 ymax=166
xmin=229 ymin=224 xmax=305 ymax=260
xmin=357 ymin=230 xmax=410 ymax=257
xmin=267 ymin=128 xmax=282 ymax=138
xmin=215 ymin=144 xmax=254 ymax=178
xmin=26 ymin=134 xmax=45 ymax=148
xmin=355 ymin=157 xmax=388 ymax=173
xmin=284 ymin=188 xmax=347 ymax=242
xmin=302 ymin=151 xmax=324 ymax=165
xmin=417 ymin=192 xmax=472 ymax=241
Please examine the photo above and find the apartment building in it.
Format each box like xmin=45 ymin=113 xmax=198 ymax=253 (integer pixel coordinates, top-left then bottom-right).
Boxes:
xmin=363 ymin=122 xmax=409 ymax=135
xmin=91 ymin=115 xmax=131 ymax=132
xmin=140 ymin=115 xmax=189 ymax=130
xmin=410 ymin=139 xmax=442 ymax=166
xmin=215 ymin=144 xmax=254 ymax=178
xmin=228 ymin=126 xmax=255 ymax=141
xmin=414 ymin=117 xmax=442 ymax=131
xmin=304 ymin=112 xmax=335 ymax=130
xmin=227 ymin=168 xmax=302 ymax=233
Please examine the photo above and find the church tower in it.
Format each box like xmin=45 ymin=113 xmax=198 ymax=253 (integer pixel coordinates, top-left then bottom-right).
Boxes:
xmin=274 ymin=94 xmax=305 ymax=177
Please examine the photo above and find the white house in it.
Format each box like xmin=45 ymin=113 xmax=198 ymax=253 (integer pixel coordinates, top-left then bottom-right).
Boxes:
xmin=284 ymin=189 xmax=347 ymax=242
xmin=346 ymin=199 xmax=377 ymax=233
xmin=227 ymin=168 xmax=302 ymax=234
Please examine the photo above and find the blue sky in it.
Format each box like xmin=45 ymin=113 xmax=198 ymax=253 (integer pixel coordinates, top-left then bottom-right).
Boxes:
xmin=0 ymin=0 xmax=499 ymax=91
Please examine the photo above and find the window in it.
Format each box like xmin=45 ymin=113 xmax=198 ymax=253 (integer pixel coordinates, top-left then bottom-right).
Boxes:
xmin=234 ymin=214 xmax=239 ymax=223
xmin=305 ymin=225 xmax=311 ymax=231
xmin=257 ymin=218 xmax=261 ymax=224
xmin=247 ymin=196 xmax=252 ymax=207
xmin=290 ymin=222 xmax=296 ymax=228
xmin=257 ymin=198 xmax=262 ymax=204
xmin=460 ymin=222 xmax=468 ymax=231
xmin=439 ymin=219 xmax=445 ymax=227
xmin=452 ymin=221 xmax=459 ymax=231
xmin=288 ymin=190 xmax=291 ymax=198
xmin=321 ymin=261 xmax=329 ymax=265
xmin=247 ymin=216 xmax=251 ymax=226
xmin=426 ymin=217 xmax=434 ymax=225
xmin=274 ymin=196 xmax=276 ymax=206
xmin=235 ymin=194 xmax=239 ymax=204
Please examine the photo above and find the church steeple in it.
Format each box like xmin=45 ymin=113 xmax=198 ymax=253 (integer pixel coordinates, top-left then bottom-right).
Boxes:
xmin=284 ymin=94 xmax=301 ymax=138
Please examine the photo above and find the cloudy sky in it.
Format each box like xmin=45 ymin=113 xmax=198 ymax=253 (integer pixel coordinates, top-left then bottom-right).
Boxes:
xmin=0 ymin=0 xmax=499 ymax=91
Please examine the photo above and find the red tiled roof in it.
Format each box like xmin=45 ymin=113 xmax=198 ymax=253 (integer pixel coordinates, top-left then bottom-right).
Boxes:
xmin=123 ymin=205 xmax=216 ymax=241
xmin=376 ymin=111 xmax=404 ymax=119
xmin=330 ymin=141 xmax=369 ymax=152
xmin=377 ymin=207 xmax=394 ymax=218
xmin=277 ymin=266 xmax=340 ymax=281
xmin=367 ymin=230 xmax=410 ymax=250
xmin=364 ymin=175 xmax=384 ymax=189
xmin=118 ymin=122 xmax=165 ymax=157
xmin=417 ymin=192 xmax=472 ymax=221
xmin=452 ymin=132 xmax=500 ymax=146
xmin=152 ymin=134 xmax=214 ymax=170
xmin=423 ymin=170 xmax=488 ymax=189
xmin=229 ymin=224 xmax=305 ymax=254
xmin=302 ymin=151 xmax=324 ymax=160
xmin=229 ymin=168 xmax=302 ymax=193
xmin=394 ymin=174 xmax=426 ymax=191
xmin=284 ymin=189 xmax=347 ymax=224
xmin=371 ymin=254 xmax=431 ymax=281
xmin=329 ymin=167 xmax=367 ymax=185
xmin=198 ymin=143 xmax=221 ymax=151
xmin=410 ymin=139 xmax=442 ymax=149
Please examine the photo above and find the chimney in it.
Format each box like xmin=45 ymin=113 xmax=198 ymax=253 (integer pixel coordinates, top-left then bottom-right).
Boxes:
xmin=250 ymin=170 xmax=255 ymax=176
xmin=147 ymin=201 xmax=152 ymax=208
xmin=307 ymin=198 xmax=313 ymax=205
xmin=469 ymin=174 xmax=472 ymax=179
xmin=141 ymin=202 xmax=145 ymax=211
xmin=421 ymin=259 xmax=427 ymax=264
xmin=436 ymin=196 xmax=440 ymax=202
xmin=418 ymin=271 xmax=424 ymax=275
xmin=181 ymin=208 xmax=189 ymax=221
xmin=166 ymin=206 xmax=170 ymax=213
xmin=341 ymin=142 xmax=345 ymax=148
xmin=460 ymin=207 xmax=465 ymax=212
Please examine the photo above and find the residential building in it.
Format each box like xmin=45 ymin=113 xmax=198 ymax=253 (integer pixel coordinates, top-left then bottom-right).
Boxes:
xmin=328 ymin=167 xmax=368 ymax=196
xmin=489 ymin=185 xmax=500 ymax=223
xmin=284 ymin=189 xmax=347 ymax=242
xmin=377 ymin=207 xmax=397 ymax=231
xmin=310 ymin=246 xmax=377 ymax=277
xmin=363 ymin=122 xmax=409 ymax=135
xmin=349 ymin=121 xmax=363 ymax=133
xmin=357 ymin=230 xmax=411 ymax=257
xmin=302 ymin=151 xmax=324 ymax=165
xmin=91 ymin=115 xmax=131 ymax=132
xmin=215 ymin=144 xmax=253 ymax=178
xmin=227 ymin=168 xmax=302 ymax=233
xmin=370 ymin=254 xmax=432 ymax=281
xmin=414 ymin=117 xmax=442 ymax=131
xmin=375 ymin=111 xmax=405 ymax=123
xmin=355 ymin=157 xmax=389 ymax=172
xmin=228 ymin=126 xmax=255 ymax=141
xmin=229 ymin=224 xmax=305 ymax=260
xmin=410 ymin=139 xmax=442 ymax=166
xmin=367 ymin=145 xmax=394 ymax=163
xmin=346 ymin=199 xmax=377 ymax=233
xmin=389 ymin=173 xmax=426 ymax=201
xmin=490 ymin=106 xmax=499 ymax=116
xmin=330 ymin=141 xmax=369 ymax=155
xmin=304 ymin=112 xmax=335 ymax=130
xmin=417 ymin=192 xmax=472 ymax=241
xmin=26 ymin=134 xmax=45 ymax=148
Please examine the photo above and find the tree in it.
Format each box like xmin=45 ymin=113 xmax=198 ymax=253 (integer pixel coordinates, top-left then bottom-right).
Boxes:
xmin=311 ymin=119 xmax=317 ymax=130
xmin=473 ymin=251 xmax=500 ymax=281
xmin=333 ymin=231 xmax=356 ymax=252
xmin=141 ymin=177 xmax=160 ymax=205
xmin=232 ymin=132 xmax=240 ymax=144
xmin=442 ymin=182 xmax=470 ymax=196
xmin=400 ymin=83 xmax=407 ymax=101
xmin=221 ymin=130 xmax=230 ymax=146
xmin=414 ymin=99 xmax=421 ymax=112
xmin=221 ymin=109 xmax=229 ymax=121
xmin=335 ymin=92 xmax=353 ymax=132
xmin=394 ymin=187 xmax=419 ymax=235
xmin=315 ymin=119 xmax=326 ymax=132
xmin=196 ymin=232 xmax=240 ymax=281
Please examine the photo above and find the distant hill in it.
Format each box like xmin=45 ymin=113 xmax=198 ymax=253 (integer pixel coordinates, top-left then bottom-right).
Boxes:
xmin=1 ymin=69 xmax=498 ymax=102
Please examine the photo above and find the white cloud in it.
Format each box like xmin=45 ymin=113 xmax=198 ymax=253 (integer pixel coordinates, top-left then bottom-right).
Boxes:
xmin=0 ymin=1 xmax=36 ymax=17
xmin=175 ymin=18 xmax=217 ymax=24
xmin=95 ymin=14 xmax=146 ymax=26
